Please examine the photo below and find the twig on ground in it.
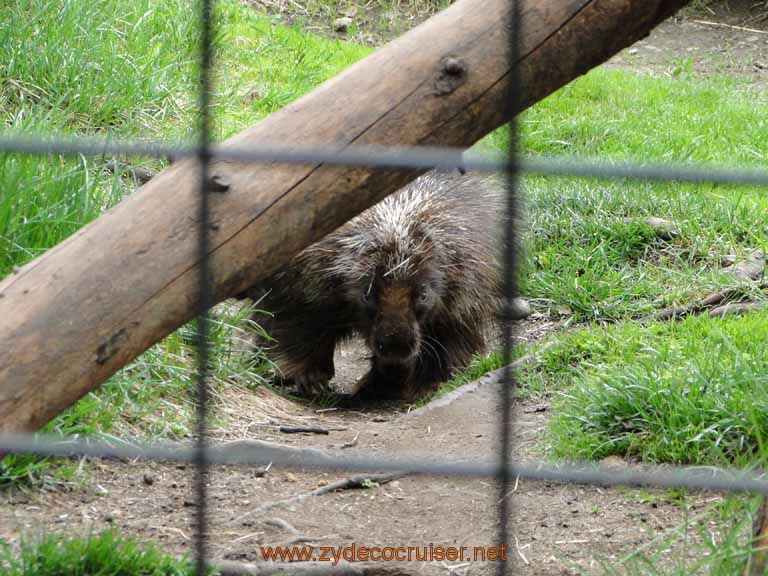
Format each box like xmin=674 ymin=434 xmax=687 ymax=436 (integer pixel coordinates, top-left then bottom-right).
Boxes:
xmin=653 ymin=250 xmax=767 ymax=321
xmin=514 ymin=536 xmax=530 ymax=566
xmin=212 ymin=439 xmax=337 ymax=468
xmin=312 ymin=472 xmax=406 ymax=496
xmin=265 ymin=517 xmax=300 ymax=535
xmin=245 ymin=472 xmax=408 ymax=517
xmin=341 ymin=431 xmax=360 ymax=449
xmin=279 ymin=426 xmax=330 ymax=435
xmin=708 ymin=301 xmax=765 ymax=318
xmin=692 ymin=19 xmax=768 ymax=35
xmin=103 ymin=159 xmax=156 ymax=184
xmin=231 ymin=531 xmax=265 ymax=544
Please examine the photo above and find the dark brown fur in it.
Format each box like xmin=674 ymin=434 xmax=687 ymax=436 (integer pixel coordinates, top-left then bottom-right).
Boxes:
xmin=241 ymin=170 xmax=507 ymax=402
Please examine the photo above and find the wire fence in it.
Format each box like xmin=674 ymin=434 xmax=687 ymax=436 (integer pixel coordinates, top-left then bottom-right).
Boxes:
xmin=1 ymin=0 xmax=768 ymax=574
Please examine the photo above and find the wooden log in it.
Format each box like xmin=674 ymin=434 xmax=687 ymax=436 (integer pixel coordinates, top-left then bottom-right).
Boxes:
xmin=0 ymin=0 xmax=690 ymax=432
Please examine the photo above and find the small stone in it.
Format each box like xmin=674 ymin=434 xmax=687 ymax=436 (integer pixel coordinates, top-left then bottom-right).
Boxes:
xmin=555 ymin=304 xmax=573 ymax=317
xmin=643 ymin=216 xmax=679 ymax=240
xmin=510 ymin=297 xmax=531 ymax=320
xmin=627 ymin=48 xmax=639 ymax=55
xmin=333 ymin=17 xmax=353 ymax=33
xmin=600 ymin=455 xmax=627 ymax=469
xmin=285 ymin=472 xmax=298 ymax=482
xmin=143 ymin=473 xmax=155 ymax=486
xmin=208 ymin=174 xmax=230 ymax=193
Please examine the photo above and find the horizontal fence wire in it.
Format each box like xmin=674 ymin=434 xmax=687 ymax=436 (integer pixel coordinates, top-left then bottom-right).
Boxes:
xmin=1 ymin=432 xmax=768 ymax=495
xmin=1 ymin=134 xmax=768 ymax=187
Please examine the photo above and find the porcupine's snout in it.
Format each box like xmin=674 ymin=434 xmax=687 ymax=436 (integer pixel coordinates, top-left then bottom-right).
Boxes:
xmin=370 ymin=284 xmax=421 ymax=366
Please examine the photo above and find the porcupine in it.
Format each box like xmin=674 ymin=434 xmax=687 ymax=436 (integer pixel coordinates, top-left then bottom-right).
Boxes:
xmin=242 ymin=169 xmax=520 ymax=402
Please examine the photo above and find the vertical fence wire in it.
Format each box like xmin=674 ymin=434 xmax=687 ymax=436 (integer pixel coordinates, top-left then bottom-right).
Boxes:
xmin=194 ymin=0 xmax=214 ymax=573
xmin=498 ymin=1 xmax=522 ymax=574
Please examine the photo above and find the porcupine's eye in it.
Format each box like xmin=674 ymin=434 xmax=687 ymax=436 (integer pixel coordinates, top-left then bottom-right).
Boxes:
xmin=418 ymin=286 xmax=429 ymax=302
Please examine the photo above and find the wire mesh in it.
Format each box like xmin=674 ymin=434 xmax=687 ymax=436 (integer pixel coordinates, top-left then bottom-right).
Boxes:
xmin=1 ymin=1 xmax=767 ymax=575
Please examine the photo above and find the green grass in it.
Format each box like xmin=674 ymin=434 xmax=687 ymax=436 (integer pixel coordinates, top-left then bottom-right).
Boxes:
xmin=542 ymin=311 xmax=768 ymax=467
xmin=0 ymin=530 xmax=195 ymax=575
xmin=509 ymin=69 xmax=768 ymax=322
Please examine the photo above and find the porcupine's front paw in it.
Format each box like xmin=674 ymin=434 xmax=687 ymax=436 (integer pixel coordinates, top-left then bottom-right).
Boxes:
xmin=276 ymin=359 xmax=335 ymax=399
xmin=347 ymin=364 xmax=412 ymax=405
xmin=399 ymin=375 xmax=442 ymax=403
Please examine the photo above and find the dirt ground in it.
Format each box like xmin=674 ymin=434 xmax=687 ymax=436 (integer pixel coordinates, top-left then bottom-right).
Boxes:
xmin=0 ymin=366 xmax=724 ymax=575
xmin=2 ymin=5 xmax=767 ymax=576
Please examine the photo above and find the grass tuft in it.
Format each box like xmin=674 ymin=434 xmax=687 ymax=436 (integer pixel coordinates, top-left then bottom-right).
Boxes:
xmin=545 ymin=311 xmax=768 ymax=466
xmin=0 ymin=530 xmax=195 ymax=575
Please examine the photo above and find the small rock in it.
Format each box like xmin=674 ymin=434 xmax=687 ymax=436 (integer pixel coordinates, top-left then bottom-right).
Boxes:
xmin=143 ymin=473 xmax=155 ymax=486
xmin=555 ymin=304 xmax=573 ymax=317
xmin=253 ymin=466 xmax=270 ymax=478
xmin=523 ymin=403 xmax=549 ymax=414
xmin=599 ymin=455 xmax=627 ymax=469
xmin=510 ymin=297 xmax=531 ymax=320
xmin=627 ymin=48 xmax=639 ymax=55
xmin=333 ymin=17 xmax=353 ymax=33
xmin=644 ymin=216 xmax=679 ymax=240
xmin=285 ymin=472 xmax=298 ymax=482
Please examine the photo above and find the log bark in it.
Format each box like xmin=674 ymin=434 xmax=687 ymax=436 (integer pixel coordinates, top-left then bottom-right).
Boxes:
xmin=0 ymin=0 xmax=690 ymax=432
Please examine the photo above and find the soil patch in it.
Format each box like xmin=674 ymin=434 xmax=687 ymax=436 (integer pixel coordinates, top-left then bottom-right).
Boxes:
xmin=0 ymin=374 xmax=731 ymax=575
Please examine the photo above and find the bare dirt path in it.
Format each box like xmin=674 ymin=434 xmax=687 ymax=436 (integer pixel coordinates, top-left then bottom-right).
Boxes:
xmin=0 ymin=365 xmax=721 ymax=575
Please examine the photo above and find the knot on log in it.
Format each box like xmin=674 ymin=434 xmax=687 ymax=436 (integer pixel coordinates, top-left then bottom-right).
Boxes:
xmin=208 ymin=173 xmax=231 ymax=193
xmin=434 ymin=56 xmax=467 ymax=95
xmin=96 ymin=328 xmax=128 ymax=365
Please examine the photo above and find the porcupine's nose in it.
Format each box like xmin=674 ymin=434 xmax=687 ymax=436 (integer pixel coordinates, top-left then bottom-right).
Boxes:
xmin=375 ymin=331 xmax=416 ymax=362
